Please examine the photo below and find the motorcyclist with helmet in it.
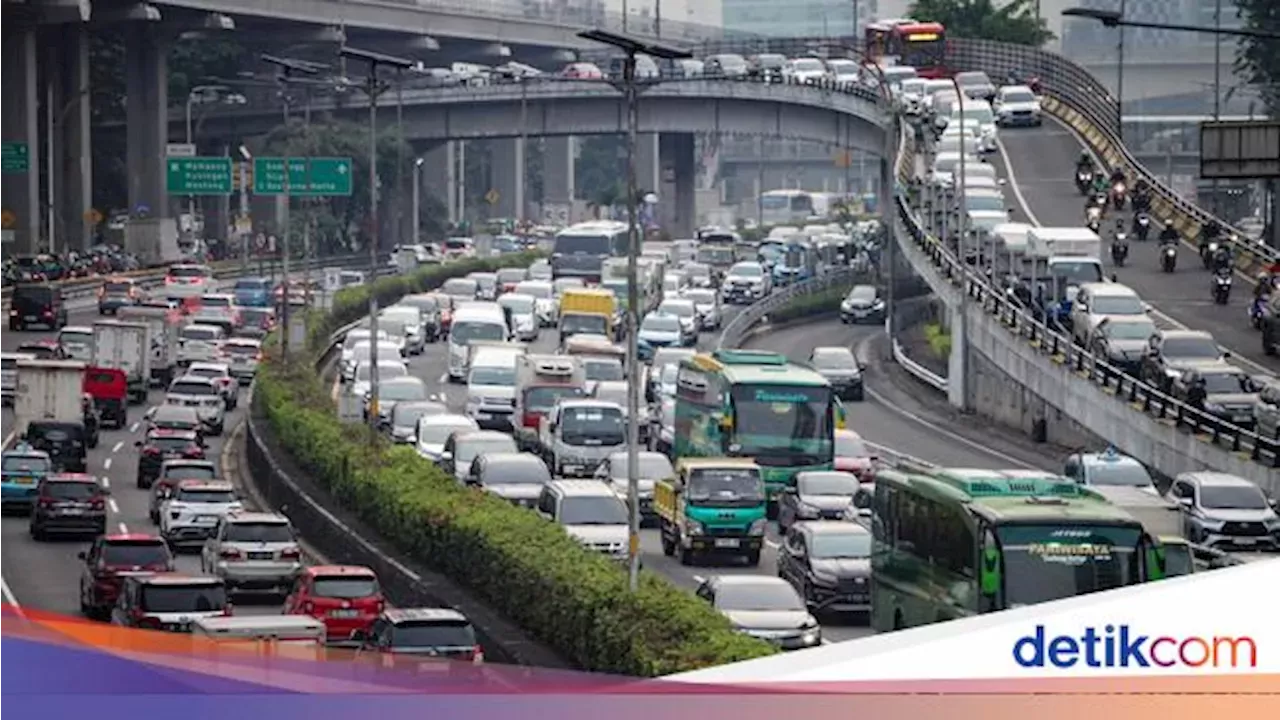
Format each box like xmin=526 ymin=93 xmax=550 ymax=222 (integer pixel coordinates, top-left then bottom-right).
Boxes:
xmin=1198 ymin=220 xmax=1222 ymax=262
xmin=1131 ymin=179 xmax=1152 ymax=213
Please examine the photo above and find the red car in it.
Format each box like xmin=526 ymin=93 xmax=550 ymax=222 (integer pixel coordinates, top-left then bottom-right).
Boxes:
xmin=284 ymin=565 xmax=385 ymax=642
xmin=833 ymin=429 xmax=875 ymax=481
xmin=560 ymin=62 xmax=603 ymax=80
xmin=78 ymin=533 xmax=174 ymax=619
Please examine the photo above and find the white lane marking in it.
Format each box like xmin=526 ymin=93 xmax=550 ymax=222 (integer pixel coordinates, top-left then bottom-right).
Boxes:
xmin=129 ymin=422 xmax=139 ymax=433
xmin=438 ymin=373 xmax=449 ymax=385
xmin=856 ymin=335 xmax=1041 ymax=470
xmin=103 ymin=458 xmax=112 ymax=471
xmin=691 ymin=575 xmax=706 ymax=584
xmin=997 ymin=127 xmax=1271 ymax=376
xmin=1 ymin=576 xmax=25 ymax=619
xmin=2 ymin=430 xmax=14 ymax=450
xmin=101 ymin=476 xmax=110 ymax=488
xmin=117 ymin=522 xmax=129 ymax=534
xmin=108 ymin=498 xmax=120 ymax=514
xmin=111 ymin=441 xmax=123 ymax=453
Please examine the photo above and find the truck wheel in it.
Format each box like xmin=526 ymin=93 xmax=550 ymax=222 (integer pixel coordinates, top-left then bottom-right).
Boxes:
xmin=678 ymin=543 xmax=695 ymax=566
xmin=745 ymin=549 xmax=761 ymax=566
xmin=660 ymin=532 xmax=675 ymax=557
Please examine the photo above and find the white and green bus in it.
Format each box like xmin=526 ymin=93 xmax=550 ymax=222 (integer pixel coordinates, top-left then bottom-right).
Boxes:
xmin=870 ymin=468 xmax=1164 ymax=632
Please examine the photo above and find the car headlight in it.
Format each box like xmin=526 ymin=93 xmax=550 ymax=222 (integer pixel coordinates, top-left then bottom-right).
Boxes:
xmin=1264 ymin=516 xmax=1280 ymax=530
xmin=686 ymin=519 xmax=706 ymax=535
xmin=811 ymin=569 xmax=839 ymax=586
xmin=840 ymin=301 xmax=852 ymax=312
xmin=796 ymin=502 xmax=820 ymax=519
xmin=748 ymin=518 xmax=767 ymax=536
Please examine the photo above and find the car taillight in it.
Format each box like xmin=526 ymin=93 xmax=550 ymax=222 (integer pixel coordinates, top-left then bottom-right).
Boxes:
xmin=43 ymin=310 xmax=53 ymax=317
xmin=143 ymin=447 xmax=161 ymax=456
xmin=471 ymin=646 xmax=485 ymax=664
xmin=522 ymin=412 xmax=540 ymax=428
xmin=281 ymin=548 xmax=301 ymax=560
xmin=220 ymin=548 xmax=242 ymax=560
xmin=165 ymin=276 xmax=176 ymax=285
xmin=37 ymin=496 xmax=56 ymax=508
xmin=90 ymin=497 xmax=105 ymax=510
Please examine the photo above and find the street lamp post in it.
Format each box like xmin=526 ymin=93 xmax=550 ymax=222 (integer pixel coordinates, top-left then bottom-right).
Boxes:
xmin=413 ymin=157 xmax=424 ymax=244
xmin=339 ymin=45 xmax=416 ymax=438
xmin=184 ymin=85 xmax=233 ymax=245
xmin=578 ymin=28 xmax=691 ymax=593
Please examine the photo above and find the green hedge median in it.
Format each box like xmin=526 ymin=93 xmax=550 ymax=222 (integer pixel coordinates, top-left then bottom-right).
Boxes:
xmin=262 ymin=254 xmax=777 ymax=676
xmin=766 ymin=285 xmax=851 ymax=325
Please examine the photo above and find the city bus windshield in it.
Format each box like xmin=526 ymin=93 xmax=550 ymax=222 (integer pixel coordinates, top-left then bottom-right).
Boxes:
xmin=729 ymin=384 xmax=834 ymax=463
xmin=995 ymin=525 xmax=1143 ymax=608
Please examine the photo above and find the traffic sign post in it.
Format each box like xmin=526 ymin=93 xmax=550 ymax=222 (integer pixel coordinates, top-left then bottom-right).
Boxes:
xmin=253 ymin=157 xmax=353 ymax=196
xmin=2 ymin=142 xmax=29 ymax=174
xmin=166 ymin=156 xmax=234 ymax=195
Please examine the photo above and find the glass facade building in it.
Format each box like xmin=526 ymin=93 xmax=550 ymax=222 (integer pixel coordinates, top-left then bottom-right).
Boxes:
xmin=722 ymin=0 xmax=879 ymax=38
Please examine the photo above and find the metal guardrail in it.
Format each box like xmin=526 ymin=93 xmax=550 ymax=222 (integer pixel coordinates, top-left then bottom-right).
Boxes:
xmin=891 ymin=336 xmax=948 ymax=393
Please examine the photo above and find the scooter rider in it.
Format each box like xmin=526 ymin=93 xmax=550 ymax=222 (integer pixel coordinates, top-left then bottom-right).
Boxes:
xmin=1159 ymin=224 xmax=1179 ymax=245
xmin=1199 ymin=219 xmax=1222 ymax=257
xmin=1075 ymin=151 xmax=1094 ymax=177
xmin=1212 ymin=241 xmax=1233 ymax=273
xmin=1131 ymin=179 xmax=1152 ymax=213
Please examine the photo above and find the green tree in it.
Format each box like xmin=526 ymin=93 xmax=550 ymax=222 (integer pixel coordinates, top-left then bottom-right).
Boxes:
xmin=574 ymin=135 xmax=625 ymax=212
xmin=1233 ymin=0 xmax=1280 ymax=116
xmin=908 ymin=0 xmax=1054 ymax=47
xmin=259 ymin=119 xmax=423 ymax=253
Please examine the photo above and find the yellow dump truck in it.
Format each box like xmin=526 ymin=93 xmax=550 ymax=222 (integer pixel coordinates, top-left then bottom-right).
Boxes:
xmin=559 ymin=287 xmax=616 ymax=341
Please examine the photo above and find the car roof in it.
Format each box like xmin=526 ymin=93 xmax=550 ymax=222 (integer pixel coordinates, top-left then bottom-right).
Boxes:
xmin=548 ymin=479 xmax=616 ymax=496
xmin=1179 ymin=472 xmax=1255 ymax=488
xmin=224 ymin=511 xmax=288 ymax=524
xmin=60 ymin=325 xmax=93 ymax=334
xmin=478 ymin=452 xmax=545 ymax=468
xmin=133 ymin=573 xmax=222 ymax=586
xmin=1157 ymin=329 xmax=1215 ymax=341
xmin=419 ymin=413 xmax=476 ymax=427
xmin=709 ymin=574 xmax=790 ymax=588
xmin=453 ymin=430 xmax=514 ymax=444
xmin=181 ymin=324 xmax=225 ymax=332
xmin=175 ymin=480 xmax=233 ymax=491
xmin=47 ymin=473 xmax=98 ymax=483
xmin=795 ymin=520 xmax=871 ymax=536
xmin=383 ymin=608 xmax=468 ymax=625
xmin=187 ymin=362 xmax=229 ymax=372
xmin=103 ymin=532 xmax=165 ymax=543
xmin=1080 ymin=282 xmax=1138 ymax=297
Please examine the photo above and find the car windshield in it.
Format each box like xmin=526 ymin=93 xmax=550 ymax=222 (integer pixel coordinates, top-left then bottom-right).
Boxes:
xmin=584 ymin=360 xmax=624 ymax=382
xmin=391 ymin=621 xmax=476 ymax=649
xmin=1163 ymin=337 xmax=1220 ymax=359
xmin=355 ymin=364 xmax=407 ymax=382
xmin=102 ymin=542 xmax=170 ymax=567
xmin=791 ymin=59 xmax=824 ymax=72
xmin=181 ymin=327 xmax=219 ymax=341
xmin=730 ymin=264 xmax=762 ymax=278
xmin=1002 ymin=89 xmax=1036 ymax=103
xmin=103 ymin=281 xmax=134 ymax=294
xmin=835 ymin=433 xmax=868 ymax=458
xmin=560 ymin=496 xmax=628 ymax=525
xmin=313 ymin=576 xmax=378 ymax=599
xmin=687 ymin=468 xmax=764 ymax=503
xmin=169 ymin=381 xmax=216 ymax=396
xmin=419 ymin=421 xmax=476 ymax=445
xmin=470 ymin=366 xmax=516 ymax=386
xmin=964 ymin=194 xmax=1004 ymax=212
xmin=799 ymin=473 xmax=859 ymax=496
xmin=175 ymin=488 xmax=236 ymax=503
xmin=458 ymin=438 xmax=517 ymax=466
xmin=697 ymin=247 xmax=735 ymax=264
xmin=482 ymin=461 xmax=548 ymax=485
xmin=515 ymin=283 xmax=551 ymax=299
xmin=659 ymin=302 xmax=694 ymax=318
xmin=501 ymin=296 xmax=535 ymax=314
xmin=525 ymin=385 xmax=586 ymax=412
xmin=149 ymin=436 xmax=197 ymax=453
xmin=561 ymin=314 xmax=607 ymax=335
xmin=1101 ymin=321 xmax=1155 ymax=340
xmin=1092 ymin=295 xmax=1144 ymax=315
xmin=1201 ymin=372 xmax=1253 ymax=395
xmin=394 ymin=404 xmax=444 ymax=429
xmin=377 ymin=381 xmax=427 ymax=402
xmin=450 ymin=321 xmax=506 ymax=345
xmin=1087 ymin=463 xmax=1153 ymax=487
xmin=224 ymin=522 xmax=293 ymax=543
xmin=660 ymin=364 xmax=679 ymax=386
xmin=560 ymin=406 xmax=625 ymax=443
xmin=954 ymin=106 xmax=995 ymax=123
xmin=141 ymin=584 xmax=226 ymax=613
xmin=714 ymin=582 xmax=803 ymax=612
xmin=188 ymin=368 xmax=227 ymax=381
xmin=1200 ymin=485 xmax=1268 ymax=510
xmin=642 ymin=315 xmax=681 ymax=333
xmin=810 ymin=531 xmax=872 ymax=559
xmin=441 ymin=280 xmax=477 ymax=297
xmin=3 ymin=455 xmax=50 ymax=473
xmin=684 ymin=290 xmax=715 ymax=304
xmin=811 ymin=350 xmax=857 ymax=371
xmin=608 ymin=454 xmax=672 ymax=480
xmin=164 ymin=466 xmax=217 ymax=481
xmin=44 ymin=481 xmax=98 ymax=499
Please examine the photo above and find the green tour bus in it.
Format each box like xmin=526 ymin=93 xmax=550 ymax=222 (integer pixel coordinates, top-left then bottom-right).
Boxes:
xmin=673 ymin=349 xmax=846 ymax=503
xmin=870 ymin=468 xmax=1164 ymax=632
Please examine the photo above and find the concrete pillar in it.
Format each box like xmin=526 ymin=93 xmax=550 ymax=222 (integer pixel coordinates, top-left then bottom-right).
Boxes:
xmin=124 ymin=23 xmax=173 ymax=263
xmin=635 ymin=133 xmax=659 ymax=197
xmin=2 ymin=27 xmax=41 ymax=254
xmin=490 ymin=137 xmax=525 ymax=220
xmin=947 ymin=302 xmax=969 ymax=411
xmin=542 ymin=136 xmax=575 ymax=203
xmin=420 ymin=141 xmax=458 ymax=227
xmin=659 ymin=133 xmax=696 ymax=238
xmin=46 ymin=25 xmax=93 ymax=252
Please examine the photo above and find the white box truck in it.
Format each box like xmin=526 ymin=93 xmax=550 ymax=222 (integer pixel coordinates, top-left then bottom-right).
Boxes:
xmin=92 ymin=320 xmax=151 ymax=404
xmin=117 ymin=305 xmax=182 ymax=387
xmin=1026 ymin=226 xmax=1102 ymax=261
xmin=14 ymin=359 xmax=92 ymax=470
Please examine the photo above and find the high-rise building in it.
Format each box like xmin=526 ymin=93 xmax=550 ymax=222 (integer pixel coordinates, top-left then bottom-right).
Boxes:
xmin=1061 ymin=0 xmax=1244 ymax=60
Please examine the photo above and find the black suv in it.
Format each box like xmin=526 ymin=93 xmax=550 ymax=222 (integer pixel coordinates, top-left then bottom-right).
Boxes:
xmin=25 ymin=420 xmax=92 ymax=472
xmin=29 ymin=473 xmax=109 ymax=540
xmin=9 ymin=284 xmax=67 ymax=331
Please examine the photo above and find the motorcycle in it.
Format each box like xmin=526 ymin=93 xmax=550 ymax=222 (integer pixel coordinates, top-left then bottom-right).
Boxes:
xmin=1249 ymin=294 xmax=1270 ymax=329
xmin=1133 ymin=212 xmax=1151 ymax=242
xmin=1111 ymin=234 xmax=1129 ymax=267
xmin=1110 ymin=181 xmax=1127 ymax=210
xmin=1201 ymin=240 xmax=1220 ymax=269
xmin=1160 ymin=244 xmax=1178 ymax=273
xmin=1212 ymin=271 xmax=1232 ymax=305
xmin=1075 ymin=169 xmax=1093 ymax=195
xmin=1085 ymin=205 xmax=1103 ymax=233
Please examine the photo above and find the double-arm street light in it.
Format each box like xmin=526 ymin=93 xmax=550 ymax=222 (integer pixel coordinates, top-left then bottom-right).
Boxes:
xmin=339 ymin=45 xmax=417 ymax=439
xmin=577 ymin=28 xmax=691 ymax=593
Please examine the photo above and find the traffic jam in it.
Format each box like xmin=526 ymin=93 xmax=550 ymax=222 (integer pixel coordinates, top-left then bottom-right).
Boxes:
xmin=3 ymin=263 xmax=486 ymax=665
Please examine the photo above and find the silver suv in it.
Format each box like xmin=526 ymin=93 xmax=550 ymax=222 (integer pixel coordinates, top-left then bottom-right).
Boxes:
xmin=164 ymin=375 xmax=226 ymax=436
xmin=200 ymin=512 xmax=303 ymax=594
xmin=160 ymin=480 xmax=242 ymax=549
xmin=1252 ymin=378 xmax=1280 ymax=441
xmin=1167 ymin=472 xmax=1280 ymax=552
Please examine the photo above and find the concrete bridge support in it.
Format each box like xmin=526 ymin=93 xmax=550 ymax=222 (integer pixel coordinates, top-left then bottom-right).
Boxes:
xmin=43 ymin=24 xmax=93 ymax=252
xmin=124 ymin=22 xmax=174 ymax=263
xmin=491 ymin=137 xmax=525 ymax=220
xmin=659 ymin=133 xmax=696 ymax=239
xmin=542 ymin=136 xmax=576 ymax=209
xmin=420 ymin=141 xmax=459 ymax=228
xmin=2 ymin=27 xmax=41 ymax=254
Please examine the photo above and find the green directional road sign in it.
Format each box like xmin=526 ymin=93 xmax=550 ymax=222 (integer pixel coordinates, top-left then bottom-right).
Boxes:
xmin=253 ymin=157 xmax=353 ymax=196
xmin=2 ymin=142 xmax=30 ymax=174
xmin=166 ymin=156 xmax=234 ymax=195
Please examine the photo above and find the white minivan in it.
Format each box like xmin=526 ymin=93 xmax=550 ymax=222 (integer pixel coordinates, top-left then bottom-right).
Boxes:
xmin=465 ymin=343 xmax=526 ymax=430
xmin=447 ymin=303 xmax=510 ymax=382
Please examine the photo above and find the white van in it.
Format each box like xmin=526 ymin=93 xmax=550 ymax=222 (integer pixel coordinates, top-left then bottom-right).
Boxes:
xmin=191 ymin=615 xmax=326 ymax=657
xmin=466 ymin=342 xmax=527 ymax=429
xmin=447 ymin=303 xmax=510 ymax=382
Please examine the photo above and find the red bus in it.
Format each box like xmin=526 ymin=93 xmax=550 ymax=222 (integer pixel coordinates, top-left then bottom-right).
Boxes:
xmin=864 ymin=20 xmax=947 ymax=78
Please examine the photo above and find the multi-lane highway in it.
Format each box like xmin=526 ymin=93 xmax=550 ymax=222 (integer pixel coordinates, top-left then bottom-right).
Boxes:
xmin=995 ymin=117 xmax=1278 ymax=374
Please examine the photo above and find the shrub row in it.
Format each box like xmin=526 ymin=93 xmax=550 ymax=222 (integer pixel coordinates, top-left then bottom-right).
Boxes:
xmin=766 ymin=285 xmax=851 ymax=324
xmin=263 ymin=255 xmax=777 ymax=676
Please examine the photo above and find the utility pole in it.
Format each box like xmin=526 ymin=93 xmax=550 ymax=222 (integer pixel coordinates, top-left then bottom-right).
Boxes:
xmin=340 ymin=45 xmax=416 ymax=438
